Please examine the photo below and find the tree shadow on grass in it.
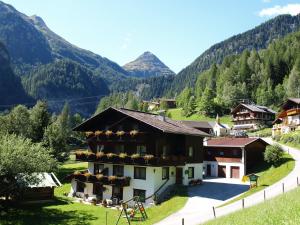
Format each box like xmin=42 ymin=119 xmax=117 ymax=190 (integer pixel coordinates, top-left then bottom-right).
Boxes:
xmin=0 ymin=199 xmax=97 ymax=225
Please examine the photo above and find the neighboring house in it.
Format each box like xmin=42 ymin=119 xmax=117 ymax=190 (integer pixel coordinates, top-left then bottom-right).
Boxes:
xmin=181 ymin=121 xmax=214 ymax=135
xmin=231 ymin=103 xmax=276 ymax=131
xmin=20 ymin=173 xmax=61 ymax=201
xmin=142 ymin=98 xmax=176 ymax=111
xmin=272 ymin=98 xmax=300 ymax=136
xmin=182 ymin=116 xmax=230 ymax=137
xmin=158 ymin=98 xmax=176 ymax=109
xmin=70 ymin=107 xmax=209 ymax=205
xmin=203 ymin=138 xmax=268 ymax=179
xmin=142 ymin=100 xmax=160 ymax=111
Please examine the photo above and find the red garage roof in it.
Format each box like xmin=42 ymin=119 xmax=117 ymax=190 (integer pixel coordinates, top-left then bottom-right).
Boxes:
xmin=206 ymin=137 xmax=268 ymax=147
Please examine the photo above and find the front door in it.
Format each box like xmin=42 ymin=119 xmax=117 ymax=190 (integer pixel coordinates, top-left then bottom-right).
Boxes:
xmin=206 ymin=164 xmax=211 ymax=176
xmin=176 ymin=167 xmax=183 ymax=184
xmin=112 ymin=186 xmax=123 ymax=201
xmin=218 ymin=165 xmax=226 ymax=178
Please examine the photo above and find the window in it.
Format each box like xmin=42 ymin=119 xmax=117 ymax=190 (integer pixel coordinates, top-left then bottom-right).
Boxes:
xmin=133 ymin=189 xmax=146 ymax=202
xmin=188 ymin=167 xmax=194 ymax=179
xmin=162 ymin=167 xmax=169 ymax=180
xmin=162 ymin=146 xmax=168 ymax=157
xmin=115 ymin=145 xmax=124 ymax=154
xmin=94 ymin=163 xmax=104 ymax=174
xmin=113 ymin=165 xmax=124 ymax=177
xmin=207 ymin=151 xmax=211 ymax=155
xmin=233 ymin=149 xmax=238 ymax=156
xmin=137 ymin=145 xmax=147 ymax=156
xmin=77 ymin=181 xmax=85 ymax=192
xmin=220 ymin=151 xmax=224 ymax=156
xmin=188 ymin=147 xmax=194 ymax=157
xmin=134 ymin=167 xmax=146 ymax=180
xmin=96 ymin=145 xmax=104 ymax=153
xmin=93 ymin=183 xmax=103 ymax=196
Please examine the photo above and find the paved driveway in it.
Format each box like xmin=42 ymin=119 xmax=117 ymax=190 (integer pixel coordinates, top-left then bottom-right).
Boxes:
xmin=155 ymin=178 xmax=249 ymax=225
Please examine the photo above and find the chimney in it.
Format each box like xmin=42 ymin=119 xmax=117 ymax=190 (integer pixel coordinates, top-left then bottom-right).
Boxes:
xmin=157 ymin=110 xmax=166 ymax=122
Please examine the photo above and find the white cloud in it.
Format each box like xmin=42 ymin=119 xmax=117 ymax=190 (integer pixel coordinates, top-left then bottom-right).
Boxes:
xmin=259 ymin=4 xmax=300 ymax=17
xmin=121 ymin=33 xmax=132 ymax=50
xmin=262 ymin=0 xmax=272 ymax=3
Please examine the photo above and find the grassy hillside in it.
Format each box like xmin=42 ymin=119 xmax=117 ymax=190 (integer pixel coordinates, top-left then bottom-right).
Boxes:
xmin=167 ymin=108 xmax=233 ymax=126
xmin=219 ymin=153 xmax=294 ymax=207
xmin=205 ymin=187 xmax=300 ymax=225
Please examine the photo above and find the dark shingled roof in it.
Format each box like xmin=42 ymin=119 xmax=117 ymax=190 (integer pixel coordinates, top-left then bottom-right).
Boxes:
xmin=74 ymin=107 xmax=211 ymax=137
xmin=287 ymin=98 xmax=300 ymax=104
xmin=206 ymin=137 xmax=268 ymax=147
xmin=181 ymin=121 xmax=213 ymax=129
xmin=232 ymin=103 xmax=276 ymax=114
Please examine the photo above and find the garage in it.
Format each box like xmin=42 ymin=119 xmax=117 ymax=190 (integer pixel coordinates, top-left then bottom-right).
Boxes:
xmin=231 ymin=166 xmax=240 ymax=179
xmin=218 ymin=165 xmax=226 ymax=177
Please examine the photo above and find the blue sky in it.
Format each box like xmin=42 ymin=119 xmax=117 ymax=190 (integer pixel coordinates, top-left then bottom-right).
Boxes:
xmin=3 ymin=0 xmax=300 ymax=72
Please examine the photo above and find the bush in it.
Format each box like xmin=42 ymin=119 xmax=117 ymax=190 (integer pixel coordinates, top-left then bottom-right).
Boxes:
xmin=264 ymin=144 xmax=284 ymax=166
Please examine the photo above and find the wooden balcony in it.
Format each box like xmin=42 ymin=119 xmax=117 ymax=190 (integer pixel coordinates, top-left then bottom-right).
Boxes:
xmin=75 ymin=151 xmax=187 ymax=166
xmin=67 ymin=171 xmax=131 ymax=187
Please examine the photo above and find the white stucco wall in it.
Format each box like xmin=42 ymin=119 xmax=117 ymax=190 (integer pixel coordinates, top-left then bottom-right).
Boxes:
xmin=203 ymin=161 xmax=245 ymax=179
xmin=181 ymin=163 xmax=203 ymax=185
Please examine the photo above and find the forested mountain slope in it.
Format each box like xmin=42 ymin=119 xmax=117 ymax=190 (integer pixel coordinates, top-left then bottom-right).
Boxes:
xmin=0 ymin=42 xmax=32 ymax=106
xmin=176 ymin=30 xmax=300 ymax=116
xmin=166 ymin=14 xmax=300 ymax=96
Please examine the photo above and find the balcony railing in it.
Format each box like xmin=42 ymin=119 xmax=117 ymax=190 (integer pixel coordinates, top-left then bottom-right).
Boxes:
xmin=67 ymin=171 xmax=131 ymax=187
xmin=75 ymin=151 xmax=187 ymax=166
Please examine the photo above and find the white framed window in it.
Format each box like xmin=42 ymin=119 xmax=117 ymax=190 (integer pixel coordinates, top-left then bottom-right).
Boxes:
xmin=137 ymin=145 xmax=146 ymax=156
xmin=188 ymin=147 xmax=194 ymax=157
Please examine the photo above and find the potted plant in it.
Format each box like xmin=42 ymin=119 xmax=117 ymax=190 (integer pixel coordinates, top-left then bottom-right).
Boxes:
xmin=105 ymin=130 xmax=113 ymax=137
xmin=144 ymin=154 xmax=155 ymax=164
xmin=107 ymin=153 xmax=118 ymax=163
xmin=102 ymin=199 xmax=107 ymax=207
xmin=84 ymin=172 xmax=92 ymax=182
xmin=130 ymin=130 xmax=138 ymax=137
xmin=85 ymin=131 xmax=94 ymax=138
xmin=87 ymin=152 xmax=96 ymax=161
xmin=96 ymin=152 xmax=105 ymax=160
xmin=108 ymin=176 xmax=117 ymax=184
xmin=116 ymin=130 xmax=125 ymax=137
xmin=95 ymin=130 xmax=103 ymax=136
xmin=119 ymin=153 xmax=129 ymax=163
xmin=91 ymin=198 xmax=97 ymax=205
xmin=131 ymin=153 xmax=143 ymax=164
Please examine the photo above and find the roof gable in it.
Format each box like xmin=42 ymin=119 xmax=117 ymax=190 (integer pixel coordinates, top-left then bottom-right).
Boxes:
xmin=74 ymin=107 xmax=210 ymax=137
xmin=206 ymin=137 xmax=268 ymax=147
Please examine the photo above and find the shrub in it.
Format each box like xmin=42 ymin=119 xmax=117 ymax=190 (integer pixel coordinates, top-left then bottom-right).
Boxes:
xmin=119 ymin=153 xmax=128 ymax=158
xmin=264 ymin=144 xmax=284 ymax=166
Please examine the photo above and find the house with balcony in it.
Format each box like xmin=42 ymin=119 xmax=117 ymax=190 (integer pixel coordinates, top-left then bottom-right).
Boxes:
xmin=231 ymin=103 xmax=276 ymax=131
xmin=203 ymin=138 xmax=268 ymax=179
xmin=272 ymin=98 xmax=300 ymax=136
xmin=69 ymin=107 xmax=209 ymax=205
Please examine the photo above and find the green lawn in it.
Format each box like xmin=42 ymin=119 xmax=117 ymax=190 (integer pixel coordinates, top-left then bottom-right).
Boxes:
xmin=167 ymin=108 xmax=233 ymax=126
xmin=219 ymin=153 xmax=295 ymax=207
xmin=205 ymin=187 xmax=300 ymax=225
xmin=0 ymin=162 xmax=188 ymax=225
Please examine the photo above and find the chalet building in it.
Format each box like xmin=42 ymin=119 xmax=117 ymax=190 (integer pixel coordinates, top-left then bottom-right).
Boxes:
xmin=70 ymin=107 xmax=209 ymax=205
xmin=158 ymin=98 xmax=176 ymax=109
xmin=231 ymin=103 xmax=276 ymax=131
xmin=272 ymin=98 xmax=300 ymax=136
xmin=203 ymin=138 xmax=268 ymax=179
xmin=142 ymin=98 xmax=176 ymax=111
xmin=182 ymin=116 xmax=230 ymax=137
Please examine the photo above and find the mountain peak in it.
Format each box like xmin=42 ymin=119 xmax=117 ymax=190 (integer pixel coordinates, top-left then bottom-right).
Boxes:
xmin=123 ymin=51 xmax=175 ymax=78
xmin=30 ymin=15 xmax=47 ymax=28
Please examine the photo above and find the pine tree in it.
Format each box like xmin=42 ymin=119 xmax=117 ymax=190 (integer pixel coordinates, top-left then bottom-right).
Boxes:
xmin=29 ymin=101 xmax=50 ymax=142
